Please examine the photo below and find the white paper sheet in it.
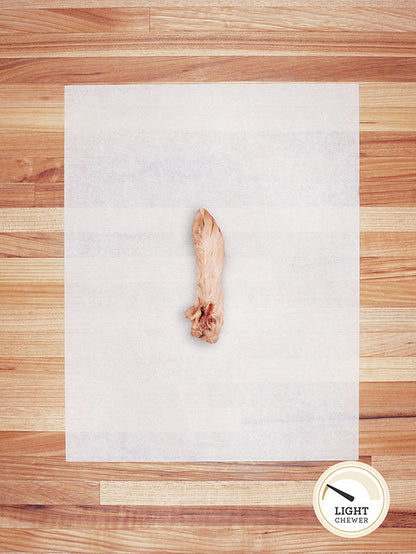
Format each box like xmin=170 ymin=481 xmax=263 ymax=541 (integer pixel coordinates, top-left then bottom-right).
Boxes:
xmin=65 ymin=83 xmax=359 ymax=461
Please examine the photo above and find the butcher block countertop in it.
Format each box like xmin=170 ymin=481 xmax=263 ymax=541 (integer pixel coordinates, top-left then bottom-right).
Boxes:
xmin=0 ymin=2 xmax=415 ymax=553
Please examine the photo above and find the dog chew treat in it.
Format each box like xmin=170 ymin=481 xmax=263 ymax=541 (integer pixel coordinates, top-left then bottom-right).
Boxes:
xmin=186 ymin=209 xmax=225 ymax=344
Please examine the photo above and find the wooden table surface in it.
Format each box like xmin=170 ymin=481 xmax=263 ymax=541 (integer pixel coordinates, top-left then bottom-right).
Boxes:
xmin=0 ymin=2 xmax=415 ymax=552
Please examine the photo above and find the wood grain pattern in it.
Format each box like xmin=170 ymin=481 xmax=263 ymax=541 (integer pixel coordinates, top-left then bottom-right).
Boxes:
xmin=0 ymin=503 xmax=413 ymax=528
xmin=0 ymin=232 xmax=63 ymax=257
xmin=360 ymin=332 xmax=416 ymax=356
xmin=35 ymin=182 xmax=64 ymax=207
xmin=360 ymin=208 xmax=416 ymax=231
xmin=0 ymin=407 xmax=64 ymax=431
xmin=101 ymin=479 xmax=416 ymax=509
xmin=0 ymin=527 xmax=415 ymax=553
xmin=372 ymin=456 xmax=416 ymax=479
xmin=0 ymin=8 xmax=149 ymax=34
xmin=360 ymin=383 xmax=416 ymax=417
xmin=0 ymin=259 xmax=62 ymax=283
xmin=150 ymin=7 xmax=416 ymax=32
xmin=0 ymin=457 xmax=371 ymax=481
xmin=0 ymin=157 xmax=63 ymax=186
xmin=1 ymin=0 xmax=415 ymax=6
xmin=359 ymin=418 xmax=416 ymax=456
xmin=360 ymin=308 xmax=416 ymax=332
xmin=0 ymin=505 xmax=325 ymax=527
xmin=2 ymin=56 xmax=416 ymax=84
xmin=101 ymin=480 xmax=315 ymax=506
xmin=360 ymin=357 xmax=416 ymax=381
xmin=0 ymin=480 xmax=99 ymax=504
xmin=0 ymin=4 xmax=415 ymax=553
xmin=361 ymin=233 xmax=416 ymax=257
xmin=0 ymin=208 xmax=63 ymax=231
xmin=0 ymin=432 xmax=65 ymax=457
xmin=360 ymin=257 xmax=416 ymax=280
xmin=2 ymin=31 xmax=416 ymax=58
xmin=102 ymin=479 xmax=416 ymax=509
xmin=0 ymin=184 xmax=34 ymax=207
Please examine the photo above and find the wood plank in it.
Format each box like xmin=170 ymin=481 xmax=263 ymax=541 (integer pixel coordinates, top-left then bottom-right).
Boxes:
xmin=2 ymin=504 xmax=410 ymax=529
xmin=360 ymin=208 xmax=416 ymax=232
xmin=388 ymin=481 xmax=416 ymax=511
xmin=360 ymin=383 xmax=416 ymax=417
xmin=371 ymin=456 xmax=416 ymax=482
xmin=361 ymin=332 xmax=416 ymax=356
xmin=361 ymin=158 xmax=416 ymax=193
xmin=0 ymin=321 xmax=63 ymax=357
xmin=0 ymin=370 xmax=63 ymax=403
xmin=0 ymin=457 xmax=370 ymax=482
xmin=0 ymin=107 xmax=62 ymax=132
xmin=360 ymin=357 xmax=416 ymax=381
xmin=2 ymin=56 xmax=416 ymax=84
xmin=360 ymin=417 xmax=416 ymax=455
xmin=0 ymin=8 xmax=149 ymax=33
xmin=0 ymin=360 xmax=65 ymax=424
xmin=0 ymin=356 xmax=62 ymax=371
xmin=361 ymin=132 xmax=416 ymax=158
xmin=361 ymin=279 xmax=416 ymax=307
xmin=1 ymin=0 xmax=415 ymax=7
xmin=0 ymin=258 xmax=62 ymax=284
xmin=0 ymin=86 xmax=63 ymax=156
xmin=0 ymin=306 xmax=62 ymax=329
xmin=0 ymin=268 xmax=62 ymax=295
xmin=35 ymin=182 xmax=63 ymax=207
xmin=360 ymin=185 xmax=416 ymax=207
xmin=360 ymin=84 xmax=416 ymax=108
xmin=0 ymin=208 xmax=63 ymax=232
xmin=360 ymin=85 xmax=416 ymax=134
xmin=1 ymin=504 xmax=410 ymax=530
xmin=361 ymin=257 xmax=416 ymax=280
xmin=0 ymin=286 xmax=63 ymax=307
xmin=0 ymin=432 xmax=65 ymax=457
xmin=372 ymin=456 xmax=416 ymax=480
xmin=1 ymin=31 xmax=416 ymax=58
xmin=0 ymin=132 xmax=63 ymax=156
xmin=0 ymin=505 xmax=313 ymax=528
xmin=361 ymin=233 xmax=416 ymax=258
xmin=101 ymin=479 xmax=416 ymax=510
xmin=0 ymin=183 xmax=34 ymax=207
xmin=0 ymin=157 xmax=63 ymax=184
xmin=0 ymin=360 xmax=63 ymax=425
xmin=0 ymin=480 xmax=98 ymax=505
xmin=0 ymin=407 xmax=64 ymax=431
xmin=0 ymin=527 xmax=414 ymax=554
xmin=0 ymin=84 xmax=62 ymax=107
xmin=361 ymin=107 xmax=416 ymax=132
xmin=0 ymin=232 xmax=63 ymax=257
xmin=151 ymin=7 xmax=416 ymax=32
xmin=360 ymin=308 xmax=416 ymax=331
xmin=100 ymin=480 xmax=314 ymax=505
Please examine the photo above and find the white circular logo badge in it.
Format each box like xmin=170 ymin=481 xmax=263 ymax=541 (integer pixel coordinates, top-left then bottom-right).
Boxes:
xmin=313 ymin=461 xmax=390 ymax=538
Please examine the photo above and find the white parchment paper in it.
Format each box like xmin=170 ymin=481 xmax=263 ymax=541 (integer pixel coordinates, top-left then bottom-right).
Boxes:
xmin=65 ymin=83 xmax=359 ymax=461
